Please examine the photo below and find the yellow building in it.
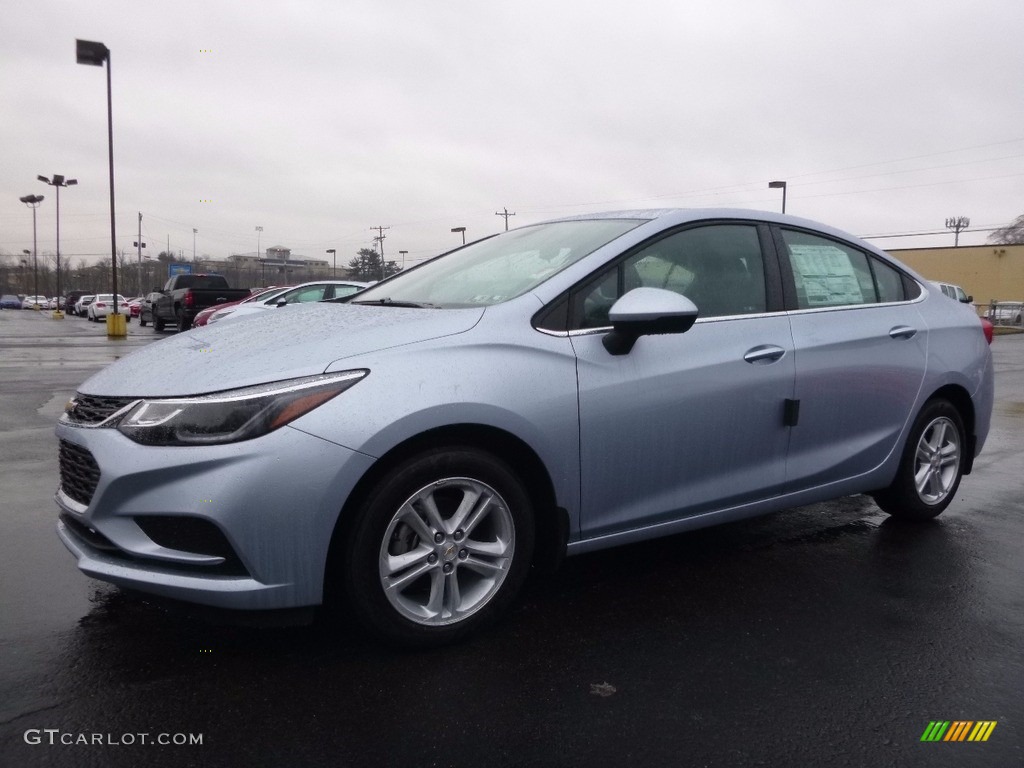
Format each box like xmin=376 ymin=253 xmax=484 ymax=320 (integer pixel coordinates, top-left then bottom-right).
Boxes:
xmin=888 ymin=244 xmax=1024 ymax=307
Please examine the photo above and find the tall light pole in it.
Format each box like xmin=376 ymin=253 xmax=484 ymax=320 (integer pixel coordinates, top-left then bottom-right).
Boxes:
xmin=37 ymin=175 xmax=76 ymax=318
xmin=451 ymin=226 xmax=466 ymax=245
xmin=768 ymin=180 xmax=787 ymax=214
xmin=256 ymin=226 xmax=264 ymax=284
xmin=399 ymin=250 xmax=408 ymax=271
xmin=193 ymin=228 xmax=198 ymax=260
xmin=326 ymin=249 xmax=336 ymax=277
xmin=19 ymin=194 xmax=44 ymax=307
xmin=76 ymin=39 xmax=124 ymax=336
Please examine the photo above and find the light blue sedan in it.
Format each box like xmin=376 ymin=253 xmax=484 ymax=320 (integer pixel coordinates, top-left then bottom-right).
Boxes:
xmin=55 ymin=209 xmax=994 ymax=646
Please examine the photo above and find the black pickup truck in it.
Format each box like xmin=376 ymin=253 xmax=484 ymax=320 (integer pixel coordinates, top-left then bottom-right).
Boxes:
xmin=150 ymin=274 xmax=250 ymax=332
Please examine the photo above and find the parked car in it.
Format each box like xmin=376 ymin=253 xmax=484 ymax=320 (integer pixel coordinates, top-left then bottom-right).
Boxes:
xmin=87 ymin=294 xmax=131 ymax=322
xmin=932 ymin=281 xmax=972 ymax=304
xmin=125 ymin=298 xmax=142 ymax=318
xmin=137 ymin=292 xmax=163 ymax=327
xmin=0 ymin=294 xmax=22 ymax=309
xmin=63 ymin=291 xmax=92 ymax=314
xmin=73 ymin=295 xmax=96 ymax=317
xmin=986 ymin=301 xmax=1023 ymax=327
xmin=22 ymin=295 xmax=48 ymax=309
xmin=207 ymin=280 xmax=368 ymax=323
xmin=150 ymin=274 xmax=250 ymax=332
xmin=191 ymin=286 xmax=287 ymax=328
xmin=55 ymin=209 xmax=994 ymax=647
xmin=48 ymin=297 xmax=61 ymax=310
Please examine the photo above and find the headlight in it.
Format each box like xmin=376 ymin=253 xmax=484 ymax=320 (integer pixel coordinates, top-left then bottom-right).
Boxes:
xmin=115 ymin=371 xmax=367 ymax=446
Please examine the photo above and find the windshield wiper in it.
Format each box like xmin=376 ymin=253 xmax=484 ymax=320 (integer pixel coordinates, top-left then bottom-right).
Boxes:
xmin=351 ymin=298 xmax=439 ymax=309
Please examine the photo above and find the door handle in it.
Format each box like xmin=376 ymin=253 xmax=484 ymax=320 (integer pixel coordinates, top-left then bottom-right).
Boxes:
xmin=743 ymin=345 xmax=786 ymax=364
xmin=889 ymin=326 xmax=917 ymax=340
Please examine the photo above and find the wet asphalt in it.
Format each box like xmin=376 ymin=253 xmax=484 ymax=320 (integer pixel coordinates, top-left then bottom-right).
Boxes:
xmin=0 ymin=309 xmax=1021 ymax=768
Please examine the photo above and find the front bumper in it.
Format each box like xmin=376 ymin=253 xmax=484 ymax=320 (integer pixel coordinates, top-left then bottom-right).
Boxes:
xmin=55 ymin=420 xmax=375 ymax=610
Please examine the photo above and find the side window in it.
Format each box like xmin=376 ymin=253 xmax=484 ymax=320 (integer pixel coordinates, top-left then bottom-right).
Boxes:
xmin=781 ymin=230 xmax=877 ymax=308
xmin=572 ymin=224 xmax=766 ymax=328
xmin=277 ymin=285 xmax=327 ymax=305
xmin=870 ymin=257 xmax=905 ymax=303
xmin=329 ymin=284 xmax=363 ymax=299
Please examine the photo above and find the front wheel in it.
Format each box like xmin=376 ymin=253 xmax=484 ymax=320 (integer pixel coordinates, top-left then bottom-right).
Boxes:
xmin=873 ymin=399 xmax=966 ymax=521
xmin=340 ymin=448 xmax=535 ymax=647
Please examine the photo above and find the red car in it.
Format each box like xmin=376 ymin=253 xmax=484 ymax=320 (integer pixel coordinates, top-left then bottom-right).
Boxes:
xmin=190 ymin=286 xmax=289 ymax=327
xmin=126 ymin=298 xmax=142 ymax=318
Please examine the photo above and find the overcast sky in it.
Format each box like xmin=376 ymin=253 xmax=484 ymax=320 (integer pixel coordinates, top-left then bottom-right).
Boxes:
xmin=2 ymin=0 xmax=1023 ymax=273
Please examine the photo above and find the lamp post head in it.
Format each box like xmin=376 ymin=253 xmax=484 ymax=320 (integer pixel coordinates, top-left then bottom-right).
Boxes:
xmin=768 ymin=180 xmax=786 ymax=189
xmin=20 ymin=194 xmax=44 ymax=205
xmin=37 ymin=175 xmax=50 ymax=184
xmin=76 ymin=39 xmax=109 ymax=66
xmin=326 ymin=249 xmax=336 ymax=254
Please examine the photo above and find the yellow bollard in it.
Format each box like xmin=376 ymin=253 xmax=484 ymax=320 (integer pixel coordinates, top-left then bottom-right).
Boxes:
xmin=106 ymin=312 xmax=128 ymax=338
xmin=51 ymin=310 xmax=65 ymax=320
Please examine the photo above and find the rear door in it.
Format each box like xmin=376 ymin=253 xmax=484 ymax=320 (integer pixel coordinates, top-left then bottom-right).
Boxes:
xmin=774 ymin=227 xmax=927 ymax=489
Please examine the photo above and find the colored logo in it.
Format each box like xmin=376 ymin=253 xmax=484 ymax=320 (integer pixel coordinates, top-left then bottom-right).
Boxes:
xmin=921 ymin=721 xmax=997 ymax=742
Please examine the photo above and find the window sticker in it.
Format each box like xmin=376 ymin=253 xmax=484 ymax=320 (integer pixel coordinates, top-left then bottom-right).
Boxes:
xmin=789 ymin=244 xmax=864 ymax=307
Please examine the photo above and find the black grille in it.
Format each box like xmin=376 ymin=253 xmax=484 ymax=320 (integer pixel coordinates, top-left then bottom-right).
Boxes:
xmin=60 ymin=513 xmax=250 ymax=577
xmin=59 ymin=440 xmax=101 ymax=507
xmin=65 ymin=393 xmax=136 ymax=425
xmin=135 ymin=516 xmax=248 ymax=575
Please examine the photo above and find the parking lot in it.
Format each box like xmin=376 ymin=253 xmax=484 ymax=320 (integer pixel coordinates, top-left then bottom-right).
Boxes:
xmin=1 ymin=308 xmax=1022 ymax=767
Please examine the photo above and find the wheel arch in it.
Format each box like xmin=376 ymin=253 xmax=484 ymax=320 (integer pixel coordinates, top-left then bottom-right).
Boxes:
xmin=925 ymin=383 xmax=976 ymax=474
xmin=324 ymin=423 xmax=569 ymax=601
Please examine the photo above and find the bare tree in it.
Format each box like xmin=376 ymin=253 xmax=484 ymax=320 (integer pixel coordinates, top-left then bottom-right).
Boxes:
xmin=988 ymin=214 xmax=1024 ymax=245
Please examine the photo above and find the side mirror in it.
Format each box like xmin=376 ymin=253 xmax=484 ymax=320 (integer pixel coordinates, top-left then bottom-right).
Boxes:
xmin=602 ymin=287 xmax=699 ymax=356
xmin=276 ymin=298 xmax=288 ymax=307
xmin=962 ymin=295 xmax=973 ymax=304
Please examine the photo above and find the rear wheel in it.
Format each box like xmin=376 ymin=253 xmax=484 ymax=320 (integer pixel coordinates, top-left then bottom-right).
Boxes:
xmin=873 ymin=399 xmax=966 ymax=521
xmin=340 ymin=448 xmax=535 ymax=647
xmin=154 ymin=315 xmax=165 ymax=332
xmin=176 ymin=310 xmax=189 ymax=332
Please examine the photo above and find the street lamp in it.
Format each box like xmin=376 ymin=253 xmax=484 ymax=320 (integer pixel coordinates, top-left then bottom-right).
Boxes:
xmin=19 ymin=194 xmax=44 ymax=307
xmin=193 ymin=228 xmax=198 ymax=260
xmin=256 ymin=226 xmax=264 ymax=283
xmin=451 ymin=226 xmax=466 ymax=245
xmin=768 ymin=180 xmax=787 ymax=214
xmin=37 ymin=175 xmax=77 ymax=317
xmin=326 ymin=249 xmax=336 ymax=277
xmin=399 ymin=250 xmax=408 ymax=271
xmin=76 ymin=38 xmax=124 ymax=336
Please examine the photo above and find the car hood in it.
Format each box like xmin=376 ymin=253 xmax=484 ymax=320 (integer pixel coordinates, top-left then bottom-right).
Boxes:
xmin=79 ymin=303 xmax=485 ymax=397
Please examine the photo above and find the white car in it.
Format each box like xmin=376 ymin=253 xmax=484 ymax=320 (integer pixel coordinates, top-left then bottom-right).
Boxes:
xmin=208 ymin=280 xmax=368 ymax=323
xmin=87 ymin=294 xmax=131 ymax=322
xmin=22 ymin=295 xmax=48 ymax=309
xmin=73 ymin=295 xmax=95 ymax=316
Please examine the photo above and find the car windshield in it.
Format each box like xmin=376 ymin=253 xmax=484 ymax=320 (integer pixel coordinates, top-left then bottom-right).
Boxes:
xmin=351 ymin=219 xmax=644 ymax=308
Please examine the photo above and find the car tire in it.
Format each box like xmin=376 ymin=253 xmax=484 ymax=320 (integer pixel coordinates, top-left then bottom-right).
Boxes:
xmin=176 ymin=311 xmax=189 ymax=333
xmin=340 ymin=447 xmax=535 ymax=647
xmin=873 ymin=399 xmax=966 ymax=521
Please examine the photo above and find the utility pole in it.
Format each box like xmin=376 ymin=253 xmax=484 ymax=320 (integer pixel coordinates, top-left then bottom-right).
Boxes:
xmin=495 ymin=207 xmax=516 ymax=231
xmin=945 ymin=216 xmax=970 ymax=247
xmin=371 ymin=225 xmax=390 ymax=280
xmin=134 ymin=212 xmax=146 ymax=295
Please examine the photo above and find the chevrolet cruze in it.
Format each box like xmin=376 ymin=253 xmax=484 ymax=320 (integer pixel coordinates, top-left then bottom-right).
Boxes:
xmin=55 ymin=209 xmax=994 ymax=646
